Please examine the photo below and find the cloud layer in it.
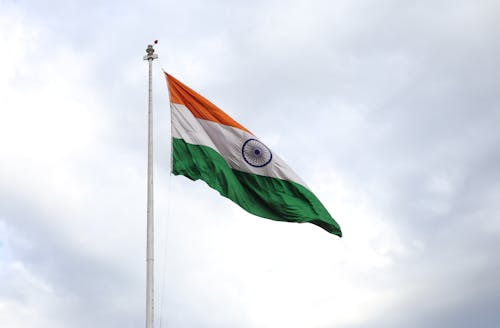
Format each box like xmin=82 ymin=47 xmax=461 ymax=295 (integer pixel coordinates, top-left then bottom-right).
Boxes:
xmin=1 ymin=0 xmax=499 ymax=327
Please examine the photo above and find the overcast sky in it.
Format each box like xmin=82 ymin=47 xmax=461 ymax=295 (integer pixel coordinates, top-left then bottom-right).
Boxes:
xmin=1 ymin=0 xmax=500 ymax=327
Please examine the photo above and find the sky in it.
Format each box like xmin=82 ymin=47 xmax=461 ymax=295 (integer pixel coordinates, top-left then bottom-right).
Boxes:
xmin=1 ymin=0 xmax=499 ymax=327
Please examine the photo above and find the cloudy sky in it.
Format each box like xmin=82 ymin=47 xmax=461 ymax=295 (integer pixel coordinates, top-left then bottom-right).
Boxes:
xmin=1 ymin=0 xmax=499 ymax=327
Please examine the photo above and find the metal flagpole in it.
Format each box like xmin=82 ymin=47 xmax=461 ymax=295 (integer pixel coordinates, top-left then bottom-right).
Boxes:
xmin=143 ymin=43 xmax=157 ymax=328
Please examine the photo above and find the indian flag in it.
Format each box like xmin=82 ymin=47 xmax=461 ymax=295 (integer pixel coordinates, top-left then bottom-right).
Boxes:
xmin=166 ymin=73 xmax=342 ymax=236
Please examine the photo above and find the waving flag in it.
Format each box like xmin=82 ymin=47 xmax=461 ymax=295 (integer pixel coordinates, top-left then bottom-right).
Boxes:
xmin=166 ymin=73 xmax=341 ymax=236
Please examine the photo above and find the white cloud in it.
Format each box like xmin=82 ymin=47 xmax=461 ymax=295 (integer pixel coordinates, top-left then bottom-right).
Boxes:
xmin=1 ymin=0 xmax=500 ymax=327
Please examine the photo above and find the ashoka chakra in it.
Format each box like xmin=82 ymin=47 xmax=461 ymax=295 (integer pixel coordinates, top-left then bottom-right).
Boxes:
xmin=242 ymin=139 xmax=273 ymax=167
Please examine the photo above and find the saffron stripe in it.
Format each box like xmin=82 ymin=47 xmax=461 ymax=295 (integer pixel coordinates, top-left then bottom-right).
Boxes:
xmin=166 ymin=73 xmax=252 ymax=134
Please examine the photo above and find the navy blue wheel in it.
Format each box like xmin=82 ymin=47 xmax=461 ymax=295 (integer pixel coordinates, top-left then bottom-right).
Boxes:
xmin=242 ymin=139 xmax=273 ymax=167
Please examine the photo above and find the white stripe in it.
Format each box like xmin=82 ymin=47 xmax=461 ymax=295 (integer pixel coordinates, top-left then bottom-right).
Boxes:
xmin=171 ymin=103 xmax=306 ymax=186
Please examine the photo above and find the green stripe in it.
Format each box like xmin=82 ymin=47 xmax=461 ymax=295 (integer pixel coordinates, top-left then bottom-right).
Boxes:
xmin=172 ymin=138 xmax=342 ymax=236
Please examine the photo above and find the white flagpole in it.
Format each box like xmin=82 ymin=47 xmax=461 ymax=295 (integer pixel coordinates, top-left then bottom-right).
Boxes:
xmin=143 ymin=43 xmax=157 ymax=328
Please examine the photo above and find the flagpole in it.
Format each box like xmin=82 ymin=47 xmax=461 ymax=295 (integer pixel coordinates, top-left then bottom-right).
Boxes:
xmin=143 ymin=43 xmax=157 ymax=328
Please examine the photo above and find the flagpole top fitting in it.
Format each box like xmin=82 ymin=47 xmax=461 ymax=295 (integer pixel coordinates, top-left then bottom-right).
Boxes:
xmin=143 ymin=43 xmax=158 ymax=61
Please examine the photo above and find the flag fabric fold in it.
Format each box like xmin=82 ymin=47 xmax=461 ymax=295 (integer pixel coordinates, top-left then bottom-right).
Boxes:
xmin=165 ymin=72 xmax=342 ymax=236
